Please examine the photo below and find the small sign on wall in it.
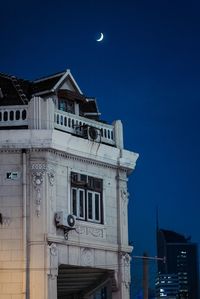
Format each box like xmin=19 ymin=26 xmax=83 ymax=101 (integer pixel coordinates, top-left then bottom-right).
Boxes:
xmin=6 ymin=172 xmax=19 ymax=180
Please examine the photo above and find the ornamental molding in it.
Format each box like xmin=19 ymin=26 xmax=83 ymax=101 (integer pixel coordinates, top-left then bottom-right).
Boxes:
xmin=120 ymin=252 xmax=131 ymax=289
xmin=121 ymin=189 xmax=129 ymax=205
xmin=116 ymin=173 xmax=128 ymax=182
xmin=31 ymin=163 xmax=46 ymax=217
xmin=121 ymin=188 xmax=129 ymax=225
xmin=49 ymin=243 xmax=58 ymax=279
xmin=29 ymin=148 xmax=124 ymax=171
xmin=81 ymin=248 xmax=94 ymax=267
xmin=69 ymin=224 xmax=104 ymax=239
xmin=88 ymin=227 xmax=104 ymax=238
xmin=47 ymin=167 xmax=56 ymax=186
xmin=31 ymin=163 xmax=56 ymax=216
xmin=50 ymin=243 xmax=58 ymax=256
xmin=0 ymin=149 xmax=21 ymax=154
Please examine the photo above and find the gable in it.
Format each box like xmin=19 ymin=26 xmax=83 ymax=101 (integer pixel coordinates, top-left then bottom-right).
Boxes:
xmin=59 ymin=77 xmax=77 ymax=92
xmin=52 ymin=70 xmax=83 ymax=95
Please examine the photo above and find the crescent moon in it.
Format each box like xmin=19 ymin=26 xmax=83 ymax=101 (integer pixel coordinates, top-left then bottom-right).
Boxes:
xmin=96 ymin=33 xmax=104 ymax=42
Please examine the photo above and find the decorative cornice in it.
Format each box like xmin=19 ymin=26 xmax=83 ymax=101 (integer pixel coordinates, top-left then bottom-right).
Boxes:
xmin=29 ymin=148 xmax=127 ymax=172
xmin=0 ymin=149 xmax=21 ymax=154
xmin=0 ymin=148 xmax=132 ymax=173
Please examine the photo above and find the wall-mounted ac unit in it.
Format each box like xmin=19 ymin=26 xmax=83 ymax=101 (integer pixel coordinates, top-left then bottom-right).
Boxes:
xmin=83 ymin=125 xmax=101 ymax=142
xmin=55 ymin=211 xmax=76 ymax=229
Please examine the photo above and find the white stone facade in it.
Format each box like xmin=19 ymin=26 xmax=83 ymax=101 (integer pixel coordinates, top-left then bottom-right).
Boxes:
xmin=0 ymin=71 xmax=138 ymax=299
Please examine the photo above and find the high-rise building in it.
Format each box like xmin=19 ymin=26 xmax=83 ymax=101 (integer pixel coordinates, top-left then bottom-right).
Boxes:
xmin=156 ymin=229 xmax=199 ymax=299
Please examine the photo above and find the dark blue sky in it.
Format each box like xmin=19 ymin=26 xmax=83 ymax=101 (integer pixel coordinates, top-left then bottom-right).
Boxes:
xmin=1 ymin=0 xmax=200 ymax=295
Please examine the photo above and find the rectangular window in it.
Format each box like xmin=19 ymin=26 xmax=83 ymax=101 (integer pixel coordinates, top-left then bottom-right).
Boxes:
xmin=59 ymin=99 xmax=75 ymax=114
xmin=72 ymin=188 xmax=77 ymax=216
xmin=95 ymin=193 xmax=100 ymax=221
xmin=88 ymin=191 xmax=93 ymax=220
xmin=72 ymin=188 xmax=85 ymax=220
xmin=71 ymin=172 xmax=103 ymax=224
xmin=87 ymin=191 xmax=101 ymax=223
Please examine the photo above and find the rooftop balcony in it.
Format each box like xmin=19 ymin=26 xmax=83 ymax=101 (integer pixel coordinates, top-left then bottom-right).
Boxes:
xmin=0 ymin=97 xmax=124 ymax=149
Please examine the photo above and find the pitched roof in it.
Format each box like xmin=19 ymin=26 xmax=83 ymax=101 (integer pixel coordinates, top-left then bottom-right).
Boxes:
xmin=32 ymin=72 xmax=64 ymax=94
xmin=0 ymin=70 xmax=78 ymax=105
xmin=0 ymin=73 xmax=30 ymax=105
xmin=0 ymin=70 xmax=100 ymax=117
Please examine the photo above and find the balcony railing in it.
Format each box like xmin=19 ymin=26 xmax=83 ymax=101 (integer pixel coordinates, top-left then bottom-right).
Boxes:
xmin=0 ymin=105 xmax=116 ymax=146
xmin=0 ymin=106 xmax=28 ymax=127
xmin=54 ymin=109 xmax=115 ymax=146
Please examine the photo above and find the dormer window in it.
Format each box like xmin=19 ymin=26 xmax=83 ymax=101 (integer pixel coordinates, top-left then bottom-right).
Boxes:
xmin=59 ymin=99 xmax=75 ymax=114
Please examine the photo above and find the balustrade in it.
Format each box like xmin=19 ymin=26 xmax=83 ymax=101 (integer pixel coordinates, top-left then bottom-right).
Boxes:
xmin=0 ymin=106 xmax=28 ymax=127
xmin=0 ymin=104 xmax=116 ymax=146
xmin=54 ymin=110 xmax=115 ymax=145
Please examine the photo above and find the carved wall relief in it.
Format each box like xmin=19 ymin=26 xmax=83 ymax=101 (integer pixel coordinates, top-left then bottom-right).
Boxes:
xmin=121 ymin=188 xmax=129 ymax=225
xmin=47 ymin=167 xmax=55 ymax=186
xmin=120 ymin=252 xmax=131 ymax=289
xmin=81 ymin=248 xmax=94 ymax=267
xmin=31 ymin=164 xmax=56 ymax=216
xmin=32 ymin=163 xmax=46 ymax=217
xmin=49 ymin=243 xmax=58 ymax=279
xmin=47 ymin=167 xmax=56 ymax=211
xmin=69 ymin=224 xmax=104 ymax=239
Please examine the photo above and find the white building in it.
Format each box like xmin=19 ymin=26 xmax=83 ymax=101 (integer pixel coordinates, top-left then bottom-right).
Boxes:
xmin=0 ymin=70 xmax=139 ymax=299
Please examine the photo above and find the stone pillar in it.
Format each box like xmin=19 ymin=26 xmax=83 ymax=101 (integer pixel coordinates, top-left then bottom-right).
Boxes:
xmin=113 ymin=120 xmax=124 ymax=149
xmin=28 ymin=96 xmax=55 ymax=129
xmin=29 ymin=162 xmax=49 ymax=299
xmin=116 ymin=170 xmax=131 ymax=299
xmin=119 ymin=252 xmax=131 ymax=298
xmin=48 ymin=243 xmax=58 ymax=299
xmin=116 ymin=171 xmax=129 ymax=246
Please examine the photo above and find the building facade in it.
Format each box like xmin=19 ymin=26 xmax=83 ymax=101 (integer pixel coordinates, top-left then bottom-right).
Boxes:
xmin=0 ymin=70 xmax=139 ymax=299
xmin=156 ymin=229 xmax=199 ymax=299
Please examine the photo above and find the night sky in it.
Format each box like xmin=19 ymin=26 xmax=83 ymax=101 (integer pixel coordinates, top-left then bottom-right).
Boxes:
xmin=1 ymin=0 xmax=200 ymax=296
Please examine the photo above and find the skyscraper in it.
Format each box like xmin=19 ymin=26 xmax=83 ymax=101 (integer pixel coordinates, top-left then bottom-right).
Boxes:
xmin=156 ymin=229 xmax=199 ymax=299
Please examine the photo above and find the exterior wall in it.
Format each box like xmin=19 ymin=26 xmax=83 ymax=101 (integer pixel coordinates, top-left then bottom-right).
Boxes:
xmin=0 ymin=151 xmax=23 ymax=298
xmin=0 ymin=96 xmax=138 ymax=299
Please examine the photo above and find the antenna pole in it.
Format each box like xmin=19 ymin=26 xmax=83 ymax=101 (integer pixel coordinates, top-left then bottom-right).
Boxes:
xmin=156 ymin=205 xmax=159 ymax=230
xmin=143 ymin=252 xmax=148 ymax=299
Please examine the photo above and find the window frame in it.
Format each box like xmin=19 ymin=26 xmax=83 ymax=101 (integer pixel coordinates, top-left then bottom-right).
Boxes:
xmin=71 ymin=172 xmax=103 ymax=224
xmin=87 ymin=190 xmax=101 ymax=223
xmin=59 ymin=98 xmax=75 ymax=114
xmin=72 ymin=187 xmax=85 ymax=220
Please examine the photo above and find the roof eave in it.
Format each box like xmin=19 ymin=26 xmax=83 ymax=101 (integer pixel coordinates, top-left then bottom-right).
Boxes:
xmin=32 ymin=89 xmax=55 ymax=96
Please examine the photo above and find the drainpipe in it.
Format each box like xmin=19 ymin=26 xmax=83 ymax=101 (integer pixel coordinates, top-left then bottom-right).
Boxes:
xmin=22 ymin=149 xmax=27 ymax=299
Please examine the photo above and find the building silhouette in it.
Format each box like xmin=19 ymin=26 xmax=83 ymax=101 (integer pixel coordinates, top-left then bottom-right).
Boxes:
xmin=156 ymin=228 xmax=199 ymax=299
xmin=0 ymin=70 xmax=139 ymax=299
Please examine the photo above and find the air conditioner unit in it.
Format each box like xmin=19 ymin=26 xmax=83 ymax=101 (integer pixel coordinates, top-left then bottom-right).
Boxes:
xmin=55 ymin=211 xmax=76 ymax=229
xmin=83 ymin=125 xmax=101 ymax=142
